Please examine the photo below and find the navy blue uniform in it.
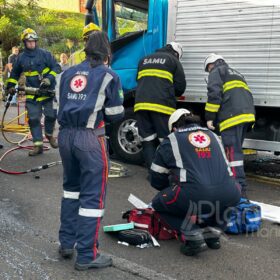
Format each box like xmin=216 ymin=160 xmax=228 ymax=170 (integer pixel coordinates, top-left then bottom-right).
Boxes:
xmin=150 ymin=125 xmax=241 ymax=233
xmin=205 ymin=61 xmax=255 ymax=192
xmin=58 ymin=60 xmax=124 ymax=264
xmin=134 ymin=46 xmax=186 ymax=168
xmin=7 ymin=47 xmax=61 ymax=145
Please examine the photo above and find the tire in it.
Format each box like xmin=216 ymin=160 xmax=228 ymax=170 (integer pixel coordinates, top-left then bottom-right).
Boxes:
xmin=109 ymin=108 xmax=144 ymax=164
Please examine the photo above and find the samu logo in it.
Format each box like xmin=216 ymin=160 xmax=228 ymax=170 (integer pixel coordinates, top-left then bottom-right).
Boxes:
xmin=143 ymin=58 xmax=166 ymax=65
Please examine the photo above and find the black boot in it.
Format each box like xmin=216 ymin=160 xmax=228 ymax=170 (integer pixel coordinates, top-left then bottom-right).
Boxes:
xmin=203 ymin=227 xmax=222 ymax=249
xmin=59 ymin=246 xmax=74 ymax=259
xmin=75 ymin=254 xmax=113 ymax=270
xmin=180 ymin=231 xmax=207 ymax=256
xmin=142 ymin=140 xmax=158 ymax=169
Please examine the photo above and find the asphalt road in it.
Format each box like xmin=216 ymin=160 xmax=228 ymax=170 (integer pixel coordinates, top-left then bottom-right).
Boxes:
xmin=0 ymin=94 xmax=280 ymax=280
xmin=1 ymin=140 xmax=280 ymax=280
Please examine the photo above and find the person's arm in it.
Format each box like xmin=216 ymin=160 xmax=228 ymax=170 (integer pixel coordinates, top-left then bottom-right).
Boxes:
xmin=173 ymin=60 xmax=186 ymax=97
xmin=150 ymin=140 xmax=172 ymax=191
xmin=43 ymin=51 xmax=61 ymax=87
xmin=104 ymin=73 xmax=125 ymax=123
xmin=204 ymin=68 xmax=223 ymax=127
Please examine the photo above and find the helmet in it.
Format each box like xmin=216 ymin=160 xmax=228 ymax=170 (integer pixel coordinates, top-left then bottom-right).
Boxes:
xmin=168 ymin=42 xmax=183 ymax=59
xmin=168 ymin=108 xmax=191 ymax=132
xmin=21 ymin=28 xmax=38 ymax=41
xmin=82 ymin=23 xmax=101 ymax=39
xmin=204 ymin=53 xmax=224 ymax=72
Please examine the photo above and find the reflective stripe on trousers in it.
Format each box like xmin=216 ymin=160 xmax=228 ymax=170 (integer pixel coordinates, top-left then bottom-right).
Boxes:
xmin=58 ymin=128 xmax=108 ymax=263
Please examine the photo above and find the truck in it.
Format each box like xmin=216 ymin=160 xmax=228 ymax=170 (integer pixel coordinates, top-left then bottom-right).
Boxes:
xmin=85 ymin=0 xmax=280 ymax=164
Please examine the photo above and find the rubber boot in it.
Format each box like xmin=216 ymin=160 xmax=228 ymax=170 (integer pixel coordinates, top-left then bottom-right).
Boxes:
xmin=45 ymin=134 xmax=58 ymax=149
xmin=28 ymin=145 xmax=43 ymax=156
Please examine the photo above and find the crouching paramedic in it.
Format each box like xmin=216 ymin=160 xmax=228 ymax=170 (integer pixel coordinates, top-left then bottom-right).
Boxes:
xmin=57 ymin=31 xmax=124 ymax=270
xmin=150 ymin=109 xmax=241 ymax=256
xmin=6 ymin=28 xmax=60 ymax=156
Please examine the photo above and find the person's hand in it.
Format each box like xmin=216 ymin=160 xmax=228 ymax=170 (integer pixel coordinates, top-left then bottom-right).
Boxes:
xmin=207 ymin=120 xmax=215 ymax=130
xmin=7 ymin=87 xmax=16 ymax=96
xmin=40 ymin=78 xmax=51 ymax=89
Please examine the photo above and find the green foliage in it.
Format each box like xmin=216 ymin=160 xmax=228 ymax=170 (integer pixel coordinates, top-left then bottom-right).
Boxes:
xmin=0 ymin=0 xmax=84 ymax=61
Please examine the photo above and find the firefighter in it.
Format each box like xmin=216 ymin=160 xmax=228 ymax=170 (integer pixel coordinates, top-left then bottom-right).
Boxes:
xmin=57 ymin=31 xmax=124 ymax=270
xmin=204 ymin=53 xmax=255 ymax=196
xmin=6 ymin=28 xmax=60 ymax=156
xmin=134 ymin=42 xmax=186 ymax=169
xmin=150 ymin=109 xmax=241 ymax=256
xmin=68 ymin=23 xmax=101 ymax=66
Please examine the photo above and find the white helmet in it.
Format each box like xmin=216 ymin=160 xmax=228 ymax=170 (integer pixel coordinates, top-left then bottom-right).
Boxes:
xmin=169 ymin=42 xmax=183 ymax=59
xmin=204 ymin=53 xmax=224 ymax=72
xmin=168 ymin=108 xmax=191 ymax=132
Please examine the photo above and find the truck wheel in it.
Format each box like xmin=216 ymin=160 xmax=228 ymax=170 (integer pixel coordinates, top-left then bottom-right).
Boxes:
xmin=109 ymin=108 xmax=144 ymax=164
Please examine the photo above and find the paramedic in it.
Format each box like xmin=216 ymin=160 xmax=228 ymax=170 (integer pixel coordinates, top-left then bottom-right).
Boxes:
xmin=57 ymin=31 xmax=124 ymax=270
xmin=150 ymin=109 xmax=241 ymax=256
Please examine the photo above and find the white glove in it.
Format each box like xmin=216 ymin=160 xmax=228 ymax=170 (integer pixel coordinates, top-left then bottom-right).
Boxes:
xmin=207 ymin=120 xmax=215 ymax=130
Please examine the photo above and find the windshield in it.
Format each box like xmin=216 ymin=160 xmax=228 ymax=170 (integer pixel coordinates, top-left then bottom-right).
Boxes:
xmin=114 ymin=1 xmax=148 ymax=38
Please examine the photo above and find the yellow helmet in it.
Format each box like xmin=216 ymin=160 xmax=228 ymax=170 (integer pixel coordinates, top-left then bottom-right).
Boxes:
xmin=21 ymin=28 xmax=38 ymax=41
xmin=82 ymin=23 xmax=101 ymax=39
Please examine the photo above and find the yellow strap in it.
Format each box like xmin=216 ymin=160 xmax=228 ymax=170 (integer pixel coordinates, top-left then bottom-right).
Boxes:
xmin=7 ymin=78 xmax=18 ymax=84
xmin=137 ymin=69 xmax=173 ymax=83
xmin=24 ymin=70 xmax=40 ymax=77
xmin=134 ymin=102 xmax=175 ymax=115
xmin=34 ymin=141 xmax=43 ymax=146
xmin=205 ymin=102 xmax=220 ymax=113
xmin=26 ymin=95 xmax=50 ymax=102
xmin=223 ymin=80 xmax=251 ymax=93
xmin=49 ymin=71 xmax=57 ymax=77
xmin=220 ymin=114 xmax=255 ymax=131
xmin=42 ymin=67 xmax=50 ymax=74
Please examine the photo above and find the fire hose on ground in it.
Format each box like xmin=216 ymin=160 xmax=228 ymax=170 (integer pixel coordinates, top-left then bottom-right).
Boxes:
xmin=0 ymin=87 xmax=128 ymax=177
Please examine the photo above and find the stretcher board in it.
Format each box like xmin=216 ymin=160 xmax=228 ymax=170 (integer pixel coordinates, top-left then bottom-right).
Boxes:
xmin=252 ymin=201 xmax=280 ymax=224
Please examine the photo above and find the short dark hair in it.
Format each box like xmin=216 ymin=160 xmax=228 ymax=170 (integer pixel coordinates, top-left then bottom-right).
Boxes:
xmin=84 ymin=31 xmax=111 ymax=67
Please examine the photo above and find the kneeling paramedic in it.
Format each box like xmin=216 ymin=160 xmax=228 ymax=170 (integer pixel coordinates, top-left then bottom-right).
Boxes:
xmin=150 ymin=109 xmax=241 ymax=256
xmin=6 ymin=28 xmax=60 ymax=156
xmin=57 ymin=31 xmax=124 ymax=270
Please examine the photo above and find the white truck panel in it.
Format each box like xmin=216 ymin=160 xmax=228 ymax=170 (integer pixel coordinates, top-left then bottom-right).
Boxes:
xmin=167 ymin=0 xmax=280 ymax=107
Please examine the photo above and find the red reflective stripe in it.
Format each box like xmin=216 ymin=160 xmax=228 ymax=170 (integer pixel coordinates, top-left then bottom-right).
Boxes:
xmin=165 ymin=186 xmax=181 ymax=205
xmin=97 ymin=120 xmax=105 ymax=128
xmin=92 ymin=137 xmax=108 ymax=259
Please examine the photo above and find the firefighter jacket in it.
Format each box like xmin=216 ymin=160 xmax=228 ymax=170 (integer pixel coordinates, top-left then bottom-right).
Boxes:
xmin=6 ymin=47 xmax=60 ymax=102
xmin=58 ymin=60 xmax=124 ymax=129
xmin=134 ymin=47 xmax=186 ymax=115
xmin=150 ymin=124 xmax=234 ymax=191
xmin=205 ymin=61 xmax=255 ymax=132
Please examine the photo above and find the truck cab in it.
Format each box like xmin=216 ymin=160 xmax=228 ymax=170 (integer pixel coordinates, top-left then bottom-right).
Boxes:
xmin=88 ymin=0 xmax=167 ymax=163
xmin=88 ymin=0 xmax=280 ymax=163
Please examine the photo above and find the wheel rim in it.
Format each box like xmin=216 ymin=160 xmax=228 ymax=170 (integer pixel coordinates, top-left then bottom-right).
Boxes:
xmin=117 ymin=118 xmax=142 ymax=155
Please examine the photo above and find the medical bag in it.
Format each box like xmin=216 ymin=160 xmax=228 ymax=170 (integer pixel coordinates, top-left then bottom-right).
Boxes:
xmin=225 ymin=198 xmax=262 ymax=234
xmin=118 ymin=229 xmax=152 ymax=246
xmin=122 ymin=208 xmax=178 ymax=240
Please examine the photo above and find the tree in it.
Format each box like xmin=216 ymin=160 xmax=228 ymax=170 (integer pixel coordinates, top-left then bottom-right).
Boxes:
xmin=0 ymin=0 xmax=84 ymax=61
